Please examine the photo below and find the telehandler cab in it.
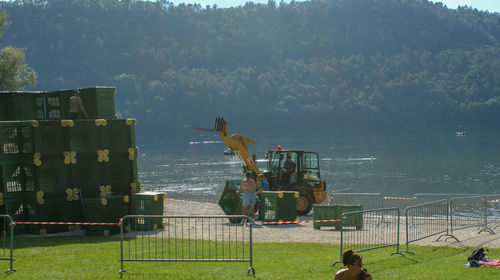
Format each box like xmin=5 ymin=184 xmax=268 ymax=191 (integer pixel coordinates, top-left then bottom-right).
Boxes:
xmin=187 ymin=116 xmax=327 ymax=215
xmin=263 ymin=149 xmax=326 ymax=215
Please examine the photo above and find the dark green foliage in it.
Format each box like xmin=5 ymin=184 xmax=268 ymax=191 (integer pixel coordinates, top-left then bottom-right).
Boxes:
xmin=1 ymin=0 xmax=500 ymax=141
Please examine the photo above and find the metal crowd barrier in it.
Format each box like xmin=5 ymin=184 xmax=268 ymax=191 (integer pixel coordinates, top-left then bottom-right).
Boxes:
xmin=330 ymin=188 xmax=353 ymax=194
xmin=449 ymin=195 xmax=497 ymax=241
xmin=404 ymin=199 xmax=451 ymax=253
xmin=334 ymin=208 xmax=403 ymax=265
xmin=0 ymin=215 xmax=15 ymax=274
xmin=414 ymin=193 xmax=477 ymax=201
xmin=328 ymin=192 xmax=384 ymax=210
xmin=119 ymin=215 xmax=254 ymax=277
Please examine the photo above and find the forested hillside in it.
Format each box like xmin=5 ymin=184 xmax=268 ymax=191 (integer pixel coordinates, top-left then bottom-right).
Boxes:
xmin=2 ymin=0 xmax=500 ymax=142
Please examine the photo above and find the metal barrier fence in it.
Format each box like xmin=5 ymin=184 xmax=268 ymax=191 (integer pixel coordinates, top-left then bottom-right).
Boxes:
xmin=328 ymin=192 xmax=384 ymax=210
xmin=404 ymin=199 xmax=451 ymax=253
xmin=489 ymin=197 xmax=500 ymax=230
xmin=334 ymin=208 xmax=403 ymax=265
xmin=330 ymin=188 xmax=353 ymax=194
xmin=119 ymin=215 xmax=254 ymax=276
xmin=449 ymin=195 xmax=497 ymax=241
xmin=328 ymin=191 xmax=480 ymax=211
xmin=413 ymin=193 xmax=478 ymax=201
xmin=0 ymin=215 xmax=15 ymax=274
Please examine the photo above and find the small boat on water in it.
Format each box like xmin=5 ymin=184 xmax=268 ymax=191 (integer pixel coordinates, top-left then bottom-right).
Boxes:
xmin=456 ymin=125 xmax=467 ymax=136
xmin=224 ymin=148 xmax=235 ymax=155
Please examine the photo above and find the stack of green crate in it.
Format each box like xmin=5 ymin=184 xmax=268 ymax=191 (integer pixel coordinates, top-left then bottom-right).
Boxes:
xmin=0 ymin=87 xmax=116 ymax=121
xmin=260 ymin=191 xmax=298 ymax=224
xmin=312 ymin=205 xmax=364 ymax=230
xmin=0 ymin=121 xmax=37 ymax=234
xmin=0 ymin=87 xmax=141 ymax=235
xmin=218 ymin=180 xmax=260 ymax=223
xmin=0 ymin=92 xmax=40 ymax=121
xmin=131 ymin=192 xmax=167 ymax=231
xmin=61 ymin=119 xmax=139 ymax=198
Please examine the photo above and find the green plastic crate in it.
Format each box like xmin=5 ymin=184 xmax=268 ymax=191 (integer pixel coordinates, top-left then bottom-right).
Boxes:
xmin=25 ymin=193 xmax=83 ymax=234
xmin=70 ymin=153 xmax=103 ymax=197
xmin=46 ymin=91 xmax=65 ymax=119
xmin=0 ymin=93 xmax=10 ymax=120
xmin=34 ymin=155 xmax=73 ymax=194
xmin=0 ymin=157 xmax=36 ymax=195
xmin=102 ymin=158 xmax=138 ymax=196
xmin=101 ymin=119 xmax=136 ymax=154
xmin=261 ymin=191 xmax=298 ymax=223
xmin=312 ymin=205 xmax=363 ymax=230
xmin=0 ymin=158 xmax=36 ymax=234
xmin=78 ymin=87 xmax=116 ymax=120
xmin=131 ymin=192 xmax=166 ymax=231
xmin=218 ymin=180 xmax=260 ymax=223
xmin=0 ymin=91 xmax=43 ymax=121
xmin=68 ymin=120 xmax=102 ymax=154
xmin=32 ymin=121 xmax=71 ymax=155
xmin=0 ymin=196 xmax=34 ymax=234
xmin=83 ymin=195 xmax=129 ymax=236
xmin=11 ymin=93 xmax=37 ymax=120
xmin=0 ymin=121 xmax=34 ymax=156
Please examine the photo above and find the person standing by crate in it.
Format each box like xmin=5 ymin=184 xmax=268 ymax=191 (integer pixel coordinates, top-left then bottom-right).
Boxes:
xmin=68 ymin=89 xmax=88 ymax=119
xmin=255 ymin=173 xmax=269 ymax=220
xmin=236 ymin=171 xmax=257 ymax=222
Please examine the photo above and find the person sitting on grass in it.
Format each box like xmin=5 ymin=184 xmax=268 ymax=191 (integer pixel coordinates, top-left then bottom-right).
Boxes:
xmin=334 ymin=249 xmax=372 ymax=280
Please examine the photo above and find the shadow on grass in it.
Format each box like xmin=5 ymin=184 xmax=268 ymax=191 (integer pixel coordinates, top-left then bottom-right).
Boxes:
xmin=10 ymin=234 xmax=121 ymax=249
xmin=119 ymin=273 xmax=171 ymax=279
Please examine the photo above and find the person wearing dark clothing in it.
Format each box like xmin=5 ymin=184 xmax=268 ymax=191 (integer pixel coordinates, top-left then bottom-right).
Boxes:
xmin=279 ymin=154 xmax=296 ymax=185
xmin=334 ymin=250 xmax=373 ymax=280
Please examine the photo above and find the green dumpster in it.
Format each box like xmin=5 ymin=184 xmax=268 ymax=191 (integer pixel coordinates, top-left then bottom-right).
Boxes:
xmin=313 ymin=204 xmax=363 ymax=230
xmin=218 ymin=180 xmax=260 ymax=223
xmin=131 ymin=192 xmax=167 ymax=231
xmin=261 ymin=191 xmax=298 ymax=224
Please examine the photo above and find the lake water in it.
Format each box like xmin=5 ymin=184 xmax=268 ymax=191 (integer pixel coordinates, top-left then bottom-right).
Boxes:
xmin=137 ymin=131 xmax=500 ymax=202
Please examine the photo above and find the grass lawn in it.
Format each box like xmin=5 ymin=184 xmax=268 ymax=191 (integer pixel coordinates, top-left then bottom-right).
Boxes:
xmin=0 ymin=236 xmax=497 ymax=279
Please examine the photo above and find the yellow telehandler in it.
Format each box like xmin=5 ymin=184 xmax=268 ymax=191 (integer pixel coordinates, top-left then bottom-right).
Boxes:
xmin=187 ymin=116 xmax=327 ymax=215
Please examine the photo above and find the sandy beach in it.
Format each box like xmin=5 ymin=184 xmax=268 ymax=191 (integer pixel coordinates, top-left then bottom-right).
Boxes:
xmin=163 ymin=198 xmax=500 ymax=248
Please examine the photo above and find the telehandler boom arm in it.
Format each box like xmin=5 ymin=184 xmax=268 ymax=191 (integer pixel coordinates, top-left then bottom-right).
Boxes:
xmin=187 ymin=116 xmax=261 ymax=176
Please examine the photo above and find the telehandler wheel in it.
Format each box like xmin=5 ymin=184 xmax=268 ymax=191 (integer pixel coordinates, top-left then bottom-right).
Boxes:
xmin=296 ymin=190 xmax=313 ymax=216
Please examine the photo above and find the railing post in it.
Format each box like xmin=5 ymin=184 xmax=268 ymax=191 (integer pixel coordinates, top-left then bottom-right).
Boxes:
xmin=119 ymin=217 xmax=125 ymax=275
xmin=331 ymin=216 xmax=344 ymax=267
xmin=247 ymin=221 xmax=255 ymax=277
xmin=448 ymin=199 xmax=455 ymax=240
xmin=405 ymin=208 xmax=410 ymax=253
xmin=7 ymin=217 xmax=15 ymax=274
xmin=391 ymin=209 xmax=404 ymax=257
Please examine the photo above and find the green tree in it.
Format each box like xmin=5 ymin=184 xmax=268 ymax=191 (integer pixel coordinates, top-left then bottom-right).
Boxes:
xmin=0 ymin=13 xmax=36 ymax=90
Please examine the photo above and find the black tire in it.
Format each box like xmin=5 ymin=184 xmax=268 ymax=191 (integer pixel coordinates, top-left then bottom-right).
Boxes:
xmin=296 ymin=190 xmax=313 ymax=216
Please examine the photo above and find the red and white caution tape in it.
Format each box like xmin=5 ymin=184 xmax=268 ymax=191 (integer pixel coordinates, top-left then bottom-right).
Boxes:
xmin=256 ymin=218 xmax=342 ymax=225
xmin=13 ymin=221 xmax=120 ymax=226
xmin=488 ymin=198 xmax=500 ymax=203
xmin=383 ymin=196 xmax=417 ymax=200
